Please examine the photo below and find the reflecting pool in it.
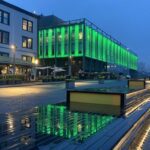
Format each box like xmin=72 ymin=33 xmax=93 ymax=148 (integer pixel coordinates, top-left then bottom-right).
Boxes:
xmin=36 ymin=104 xmax=115 ymax=142
xmin=0 ymin=104 xmax=115 ymax=149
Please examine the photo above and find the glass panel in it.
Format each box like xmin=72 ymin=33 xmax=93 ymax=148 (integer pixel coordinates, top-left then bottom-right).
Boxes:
xmin=28 ymin=38 xmax=32 ymax=49
xmin=22 ymin=37 xmax=27 ymax=48
xmin=64 ymin=28 xmax=69 ymax=55
xmin=2 ymin=32 xmax=9 ymax=44
xmin=38 ymin=24 xmax=137 ymax=70
xmin=0 ymin=31 xmax=2 ymax=43
xmin=22 ymin=56 xmax=27 ymax=61
xmin=28 ymin=21 xmax=33 ymax=32
xmin=0 ymin=11 xmax=2 ymax=23
xmin=23 ymin=19 xmax=28 ymax=31
xmin=3 ymin=12 xmax=9 ymax=25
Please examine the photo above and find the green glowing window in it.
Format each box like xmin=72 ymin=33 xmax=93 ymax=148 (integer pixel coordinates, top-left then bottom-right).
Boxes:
xmin=38 ymin=22 xmax=138 ymax=70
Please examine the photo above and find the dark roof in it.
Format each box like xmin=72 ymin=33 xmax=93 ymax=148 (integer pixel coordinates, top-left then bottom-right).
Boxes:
xmin=0 ymin=0 xmax=38 ymax=18
xmin=38 ymin=15 xmax=64 ymax=29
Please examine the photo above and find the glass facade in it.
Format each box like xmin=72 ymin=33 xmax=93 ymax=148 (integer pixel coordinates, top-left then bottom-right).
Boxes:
xmin=38 ymin=24 xmax=84 ymax=59
xmin=38 ymin=22 xmax=138 ymax=70
xmin=85 ymin=25 xmax=138 ymax=70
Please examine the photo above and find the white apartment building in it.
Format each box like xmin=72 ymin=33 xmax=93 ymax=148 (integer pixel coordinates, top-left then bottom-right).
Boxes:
xmin=0 ymin=0 xmax=38 ymax=74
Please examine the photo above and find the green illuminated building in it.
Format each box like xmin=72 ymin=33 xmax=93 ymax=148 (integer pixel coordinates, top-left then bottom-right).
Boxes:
xmin=38 ymin=16 xmax=138 ymax=76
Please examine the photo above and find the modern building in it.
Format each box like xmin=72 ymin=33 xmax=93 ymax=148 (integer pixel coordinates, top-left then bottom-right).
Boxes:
xmin=38 ymin=17 xmax=138 ymax=76
xmin=0 ymin=0 xmax=38 ymax=75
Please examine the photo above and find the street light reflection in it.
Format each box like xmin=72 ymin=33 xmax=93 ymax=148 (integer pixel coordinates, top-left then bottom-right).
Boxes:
xmin=7 ymin=114 xmax=14 ymax=132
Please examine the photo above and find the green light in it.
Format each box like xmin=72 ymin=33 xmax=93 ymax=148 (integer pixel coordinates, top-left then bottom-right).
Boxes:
xmin=38 ymin=23 xmax=138 ymax=70
xmin=36 ymin=104 xmax=115 ymax=141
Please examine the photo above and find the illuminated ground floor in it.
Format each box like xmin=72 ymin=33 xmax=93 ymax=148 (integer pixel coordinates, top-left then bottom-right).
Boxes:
xmin=0 ymin=55 xmax=36 ymax=77
xmin=40 ymin=57 xmax=137 ymax=77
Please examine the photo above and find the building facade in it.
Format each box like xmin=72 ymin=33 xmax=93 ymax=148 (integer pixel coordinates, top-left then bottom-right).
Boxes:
xmin=0 ymin=1 xmax=38 ymax=75
xmin=38 ymin=17 xmax=138 ymax=76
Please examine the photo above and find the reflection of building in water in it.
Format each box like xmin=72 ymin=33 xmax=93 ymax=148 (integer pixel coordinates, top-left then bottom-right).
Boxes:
xmin=36 ymin=105 xmax=114 ymax=140
xmin=0 ymin=110 xmax=36 ymax=150
xmin=0 ymin=105 xmax=114 ymax=149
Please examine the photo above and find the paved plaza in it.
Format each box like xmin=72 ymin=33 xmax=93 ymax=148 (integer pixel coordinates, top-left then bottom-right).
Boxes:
xmin=0 ymin=81 xmax=99 ymax=113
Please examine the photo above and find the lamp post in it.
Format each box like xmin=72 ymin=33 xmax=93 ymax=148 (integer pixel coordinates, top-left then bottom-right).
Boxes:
xmin=11 ymin=44 xmax=17 ymax=83
xmin=34 ymin=59 xmax=39 ymax=81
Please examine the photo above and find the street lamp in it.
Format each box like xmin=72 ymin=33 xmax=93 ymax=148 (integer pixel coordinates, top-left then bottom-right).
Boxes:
xmin=10 ymin=44 xmax=17 ymax=83
xmin=34 ymin=59 xmax=39 ymax=66
xmin=34 ymin=58 xmax=39 ymax=81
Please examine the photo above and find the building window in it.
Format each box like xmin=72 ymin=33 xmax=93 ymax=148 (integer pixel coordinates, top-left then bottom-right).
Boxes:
xmin=58 ymin=34 xmax=62 ymax=42
xmin=40 ymin=45 xmax=43 ymax=55
xmin=52 ymin=44 xmax=55 ymax=55
xmin=65 ymin=43 xmax=68 ymax=55
xmin=22 ymin=19 xmax=33 ymax=32
xmin=0 ymin=52 xmax=9 ymax=57
xmin=22 ymin=19 xmax=27 ymax=31
xmin=0 ymin=11 xmax=2 ymax=23
xmin=79 ymin=32 xmax=83 ymax=40
xmin=0 ymin=31 xmax=2 ymax=43
xmin=28 ymin=21 xmax=33 ymax=32
xmin=46 ymin=44 xmax=48 ymax=56
xmin=71 ymin=32 xmax=75 ymax=41
xmin=22 ymin=56 xmax=27 ymax=61
xmin=0 ymin=30 xmax=9 ymax=44
xmin=58 ymin=44 xmax=61 ymax=55
xmin=79 ymin=42 xmax=83 ymax=54
xmin=22 ymin=55 xmax=32 ymax=62
xmin=22 ymin=36 xmax=33 ymax=49
xmin=71 ymin=43 xmax=75 ymax=54
xmin=3 ymin=12 xmax=9 ymax=25
xmin=0 ymin=10 xmax=10 ymax=25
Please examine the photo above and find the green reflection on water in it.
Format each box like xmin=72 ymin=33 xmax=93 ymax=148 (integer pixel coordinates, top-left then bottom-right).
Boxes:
xmin=36 ymin=104 xmax=115 ymax=141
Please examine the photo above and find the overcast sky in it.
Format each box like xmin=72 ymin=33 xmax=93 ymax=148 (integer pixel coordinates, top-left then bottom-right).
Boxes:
xmin=6 ymin=0 xmax=150 ymax=68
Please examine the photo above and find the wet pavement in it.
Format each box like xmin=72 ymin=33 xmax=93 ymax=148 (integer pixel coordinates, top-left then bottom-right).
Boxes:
xmin=0 ymin=104 xmax=115 ymax=150
xmin=0 ymin=81 xmax=99 ymax=113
